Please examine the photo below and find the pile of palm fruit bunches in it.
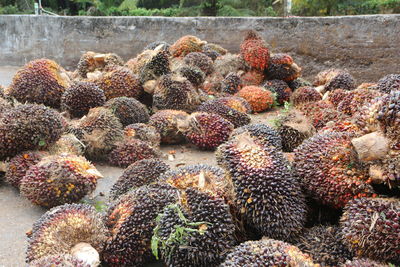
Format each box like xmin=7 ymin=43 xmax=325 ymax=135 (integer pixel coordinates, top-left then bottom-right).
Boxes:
xmin=0 ymin=30 xmax=399 ymax=267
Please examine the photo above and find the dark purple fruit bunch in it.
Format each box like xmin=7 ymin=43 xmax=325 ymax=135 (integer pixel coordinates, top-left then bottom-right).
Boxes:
xmin=290 ymin=86 xmax=322 ymax=107
xmin=221 ymin=72 xmax=242 ymax=94
xmin=104 ymin=97 xmax=150 ymax=126
xmin=376 ymin=74 xmax=400 ymax=93
xmin=265 ymin=53 xmax=301 ymax=82
xmin=314 ymin=69 xmax=356 ymax=92
xmin=230 ymin=123 xmax=282 ymax=150
xmin=184 ymin=52 xmax=214 ymax=75
xmin=263 ymin=79 xmax=292 ymax=105
xmin=288 ymin=78 xmax=312 ymax=91
xmin=149 ymin=109 xmax=189 ymax=144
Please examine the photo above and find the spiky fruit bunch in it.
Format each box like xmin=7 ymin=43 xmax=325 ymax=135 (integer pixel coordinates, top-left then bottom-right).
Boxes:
xmin=183 ymin=52 xmax=214 ymax=75
xmin=294 ymin=132 xmax=375 ymax=208
xmin=337 ymin=88 xmax=382 ymax=116
xmin=77 ymin=51 xmax=123 ymax=78
xmin=290 ymin=86 xmax=322 ymax=107
xmin=298 ymin=100 xmax=344 ymax=130
xmin=214 ymin=54 xmax=247 ymax=77
xmin=265 ymin=53 xmax=301 ymax=82
xmin=221 ymin=72 xmax=242 ymax=94
xmin=377 ymin=74 xmax=400 ymax=93
xmin=29 ymin=254 xmax=91 ymax=267
xmin=124 ymin=123 xmax=161 ymax=148
xmin=216 ymin=96 xmax=252 ymax=113
xmin=340 ymin=197 xmax=400 ymax=263
xmin=240 ymin=30 xmax=270 ymax=70
xmin=152 ymin=188 xmax=236 ymax=267
xmin=7 ymin=59 xmax=71 ymax=108
xmin=103 ymin=183 xmax=179 ymax=266
xmin=0 ymin=104 xmax=64 ymax=160
xmin=288 ymin=78 xmax=312 ymax=91
xmin=109 ymin=159 xmax=169 ymax=200
xmin=96 ymin=67 xmax=143 ymax=100
xmin=61 ymin=81 xmax=106 ymax=118
xmin=314 ymin=69 xmax=356 ymax=92
xmin=197 ymin=99 xmax=251 ymax=128
xmin=296 ymin=225 xmax=353 ymax=266
xmin=327 ymin=88 xmax=349 ymax=107
xmin=263 ymin=79 xmax=292 ymax=105
xmin=230 ymin=124 xmax=282 ymax=150
xmin=175 ymin=65 xmax=205 ymax=87
xmin=236 ymin=86 xmax=274 ymax=113
xmin=180 ymin=112 xmax=234 ymax=150
xmin=5 ymin=151 xmax=48 ymax=188
xmin=220 ymin=238 xmax=318 ymax=267
xmin=341 ymin=258 xmax=390 ymax=267
xmin=48 ymin=133 xmax=85 ymax=156
xmin=216 ymin=133 xmax=307 ymax=241
xmin=153 ymin=74 xmax=202 ymax=112
xmin=104 ymin=97 xmax=149 ymax=126
xmin=20 ymin=154 xmax=102 ymax=207
xmin=0 ymin=96 xmax=11 ymax=113
xmin=159 ymin=164 xmax=233 ymax=202
xmin=149 ymin=109 xmax=188 ymax=144
xmin=170 ymin=35 xmax=206 ymax=57
xmin=26 ymin=203 xmax=107 ymax=264
xmin=69 ymin=107 xmax=124 ymax=161
xmin=139 ymin=49 xmax=171 ymax=84
xmin=240 ymin=69 xmax=265 ymax=86
xmin=108 ymin=138 xmax=158 ymax=168
xmin=376 ymin=91 xmax=400 ymax=147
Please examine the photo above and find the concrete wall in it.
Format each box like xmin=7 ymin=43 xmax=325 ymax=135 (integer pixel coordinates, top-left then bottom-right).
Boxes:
xmin=1 ymin=15 xmax=399 ymax=82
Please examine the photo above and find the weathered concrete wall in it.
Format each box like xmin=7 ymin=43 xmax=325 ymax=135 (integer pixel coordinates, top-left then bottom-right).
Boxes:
xmin=0 ymin=15 xmax=399 ymax=82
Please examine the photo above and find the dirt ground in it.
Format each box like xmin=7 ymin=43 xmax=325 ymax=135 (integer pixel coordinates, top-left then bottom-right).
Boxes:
xmin=0 ymin=67 xmax=280 ymax=266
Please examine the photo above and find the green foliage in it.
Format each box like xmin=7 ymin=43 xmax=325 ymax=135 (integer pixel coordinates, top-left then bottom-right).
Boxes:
xmin=0 ymin=4 xmax=20 ymax=14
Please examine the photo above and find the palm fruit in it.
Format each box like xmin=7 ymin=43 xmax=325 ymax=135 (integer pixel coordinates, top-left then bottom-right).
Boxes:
xmin=294 ymin=132 xmax=375 ymax=208
xmin=221 ymin=72 xmax=242 ymax=94
xmin=288 ymin=77 xmax=312 ymax=91
xmin=314 ymin=69 xmax=356 ymax=93
xmin=341 ymin=258 xmax=390 ymax=267
xmin=0 ymin=96 xmax=11 ymax=113
xmin=152 ymin=187 xmax=236 ymax=267
xmin=5 ymin=150 xmax=48 ymax=188
xmin=240 ymin=30 xmax=270 ymax=70
xmin=77 ymin=51 xmax=123 ymax=78
xmin=125 ymin=49 xmax=155 ymax=75
xmin=202 ymin=43 xmax=227 ymax=60
xmin=29 ymin=254 xmax=91 ymax=267
xmin=26 ymin=203 xmax=107 ymax=265
xmin=153 ymin=73 xmax=203 ymax=112
xmin=327 ymin=88 xmax=349 ymax=107
xmin=265 ymin=53 xmax=302 ymax=82
xmin=61 ymin=81 xmax=106 ymax=118
xmin=7 ymin=59 xmax=71 ymax=108
xmin=170 ymin=35 xmax=207 ymax=58
xmin=337 ymin=88 xmax=382 ymax=116
xmin=214 ymin=54 xmax=247 ymax=77
xmin=298 ymin=100 xmax=344 ymax=130
xmin=108 ymin=138 xmax=159 ymax=168
xmin=376 ymin=90 xmax=400 ymax=148
xmin=69 ymin=107 xmax=124 ymax=161
xmin=290 ymin=86 xmax=322 ymax=107
xmin=124 ymin=123 xmax=161 ymax=148
xmin=263 ymin=79 xmax=292 ymax=105
xmin=197 ymin=99 xmax=251 ymax=128
xmin=139 ymin=49 xmax=170 ymax=84
xmin=274 ymin=110 xmax=315 ymax=152
xmin=216 ymin=132 xmax=307 ymax=241
xmin=104 ymin=97 xmax=149 ymax=127
xmin=103 ymin=183 xmax=179 ymax=266
xmin=202 ymin=72 xmax=225 ymax=95
xmin=240 ymin=69 xmax=265 ymax=86
xmin=377 ymin=74 xmax=400 ymax=93
xmin=230 ymin=123 xmax=282 ymax=150
xmin=144 ymin=41 xmax=171 ymax=51
xmin=20 ymin=154 xmax=102 ymax=208
xmin=183 ymin=52 xmax=214 ymax=75
xmin=0 ymin=104 xmax=64 ymax=160
xmin=178 ymin=112 xmax=234 ymax=150
xmin=235 ymin=86 xmax=274 ymax=113
xmin=47 ymin=133 xmax=85 ymax=156
xmin=216 ymin=96 xmax=252 ymax=113
xmin=109 ymin=159 xmax=169 ymax=200
xmin=148 ymin=109 xmax=189 ymax=144
xmin=220 ymin=238 xmax=318 ymax=267
xmin=296 ymin=225 xmax=353 ymax=266
xmin=174 ymin=65 xmax=206 ymax=87
xmin=340 ymin=197 xmax=400 ymax=263
xmin=96 ymin=67 xmax=143 ymax=100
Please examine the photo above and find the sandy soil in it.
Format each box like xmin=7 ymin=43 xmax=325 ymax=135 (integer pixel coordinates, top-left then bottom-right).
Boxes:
xmin=0 ymin=67 xmax=280 ymax=266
